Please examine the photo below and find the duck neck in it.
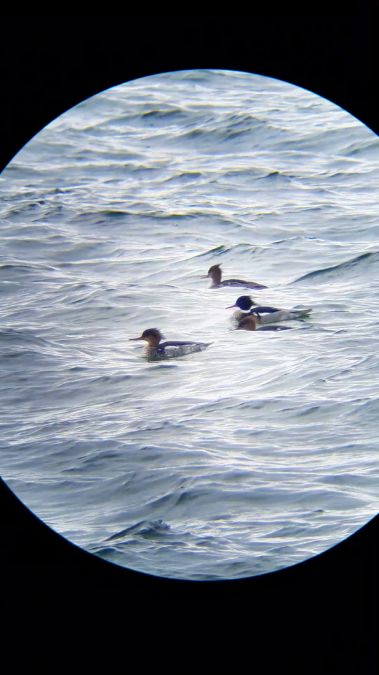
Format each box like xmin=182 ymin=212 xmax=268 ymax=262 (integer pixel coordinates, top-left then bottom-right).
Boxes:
xmin=145 ymin=337 xmax=161 ymax=350
xmin=210 ymin=268 xmax=222 ymax=285
xmin=233 ymin=309 xmax=247 ymax=321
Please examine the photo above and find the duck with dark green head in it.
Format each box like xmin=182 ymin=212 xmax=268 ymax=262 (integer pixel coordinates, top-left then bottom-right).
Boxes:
xmin=227 ymin=295 xmax=312 ymax=324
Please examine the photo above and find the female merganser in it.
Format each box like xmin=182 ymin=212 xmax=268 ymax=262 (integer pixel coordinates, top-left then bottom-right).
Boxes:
xmin=236 ymin=314 xmax=292 ymax=332
xmin=227 ymin=295 xmax=312 ymax=324
xmin=129 ymin=328 xmax=211 ymax=359
xmin=203 ymin=264 xmax=267 ymax=289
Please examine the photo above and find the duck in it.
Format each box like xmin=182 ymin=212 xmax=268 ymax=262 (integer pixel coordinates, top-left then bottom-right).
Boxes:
xmin=235 ymin=314 xmax=292 ymax=332
xmin=226 ymin=295 xmax=312 ymax=325
xmin=203 ymin=264 xmax=267 ymax=289
xmin=129 ymin=328 xmax=211 ymax=359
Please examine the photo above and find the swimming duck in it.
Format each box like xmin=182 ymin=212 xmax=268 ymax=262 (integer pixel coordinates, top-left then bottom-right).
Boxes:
xmin=236 ymin=314 xmax=292 ymax=332
xmin=227 ymin=295 xmax=312 ymax=325
xmin=129 ymin=328 xmax=210 ymax=359
xmin=203 ymin=264 xmax=267 ymax=289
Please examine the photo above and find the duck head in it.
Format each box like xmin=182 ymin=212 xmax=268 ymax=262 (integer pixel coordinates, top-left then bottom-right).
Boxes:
xmin=202 ymin=264 xmax=222 ymax=284
xmin=129 ymin=328 xmax=164 ymax=348
xmin=226 ymin=295 xmax=255 ymax=311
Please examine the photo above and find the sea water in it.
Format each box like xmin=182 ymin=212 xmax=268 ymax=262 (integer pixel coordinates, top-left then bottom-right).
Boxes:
xmin=1 ymin=69 xmax=378 ymax=580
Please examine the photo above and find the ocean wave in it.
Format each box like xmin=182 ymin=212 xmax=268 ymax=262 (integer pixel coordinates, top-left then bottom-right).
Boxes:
xmin=141 ymin=108 xmax=190 ymax=125
xmin=105 ymin=518 xmax=170 ymax=541
xmin=174 ymin=115 xmax=279 ymax=148
xmin=292 ymin=251 xmax=379 ymax=284
xmin=0 ymin=327 xmax=54 ymax=347
xmin=190 ymin=242 xmax=259 ymax=260
xmin=0 ymin=261 xmax=58 ymax=276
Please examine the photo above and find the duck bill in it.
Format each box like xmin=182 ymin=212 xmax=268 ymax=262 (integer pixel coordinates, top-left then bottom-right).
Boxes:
xmin=225 ymin=304 xmax=237 ymax=309
xmin=129 ymin=336 xmax=144 ymax=341
xmin=200 ymin=274 xmax=209 ymax=279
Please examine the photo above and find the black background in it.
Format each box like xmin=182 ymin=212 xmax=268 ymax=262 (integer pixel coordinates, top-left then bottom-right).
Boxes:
xmin=0 ymin=14 xmax=378 ymax=672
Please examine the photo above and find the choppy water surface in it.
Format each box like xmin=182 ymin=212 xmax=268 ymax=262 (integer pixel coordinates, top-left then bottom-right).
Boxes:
xmin=1 ymin=69 xmax=378 ymax=580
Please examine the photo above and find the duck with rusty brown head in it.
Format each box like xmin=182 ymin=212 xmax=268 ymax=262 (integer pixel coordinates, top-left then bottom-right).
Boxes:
xmin=202 ymin=264 xmax=267 ymax=289
xmin=235 ymin=313 xmax=292 ymax=332
xmin=130 ymin=328 xmax=211 ymax=359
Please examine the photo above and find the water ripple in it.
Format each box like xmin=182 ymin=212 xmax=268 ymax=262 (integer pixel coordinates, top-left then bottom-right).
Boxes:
xmin=1 ymin=68 xmax=378 ymax=581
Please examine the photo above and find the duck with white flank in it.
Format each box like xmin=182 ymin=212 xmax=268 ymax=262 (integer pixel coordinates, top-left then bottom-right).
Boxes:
xmin=130 ymin=328 xmax=211 ymax=359
xmin=227 ymin=295 xmax=312 ymax=325
xmin=203 ymin=264 xmax=267 ymax=289
xmin=235 ymin=313 xmax=292 ymax=332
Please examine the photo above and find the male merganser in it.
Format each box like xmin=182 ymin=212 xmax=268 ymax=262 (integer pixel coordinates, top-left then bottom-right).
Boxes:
xmin=227 ymin=295 xmax=312 ymax=324
xmin=235 ymin=314 xmax=292 ymax=332
xmin=203 ymin=264 xmax=267 ymax=289
xmin=129 ymin=328 xmax=211 ymax=359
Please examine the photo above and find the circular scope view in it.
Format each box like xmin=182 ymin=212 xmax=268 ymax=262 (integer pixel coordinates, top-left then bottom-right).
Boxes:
xmin=1 ymin=69 xmax=378 ymax=580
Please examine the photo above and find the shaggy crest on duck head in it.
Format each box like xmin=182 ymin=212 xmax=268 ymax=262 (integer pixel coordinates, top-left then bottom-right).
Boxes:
xmin=129 ymin=328 xmax=164 ymax=347
xmin=226 ymin=295 xmax=255 ymax=311
xmin=202 ymin=264 xmax=222 ymax=284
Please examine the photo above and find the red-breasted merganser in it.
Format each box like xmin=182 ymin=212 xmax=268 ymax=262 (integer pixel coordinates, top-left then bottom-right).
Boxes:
xmin=235 ymin=313 xmax=292 ymax=332
xmin=129 ymin=328 xmax=211 ymax=359
xmin=202 ymin=264 xmax=267 ymax=289
xmin=227 ymin=295 xmax=312 ymax=324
